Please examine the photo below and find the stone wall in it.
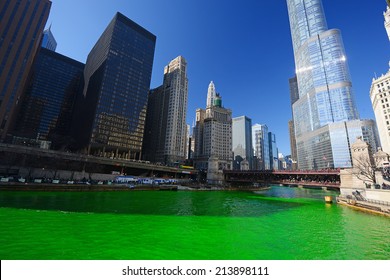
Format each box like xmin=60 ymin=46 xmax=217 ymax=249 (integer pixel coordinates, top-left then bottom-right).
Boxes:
xmin=340 ymin=169 xmax=390 ymax=203
xmin=17 ymin=167 xmax=117 ymax=181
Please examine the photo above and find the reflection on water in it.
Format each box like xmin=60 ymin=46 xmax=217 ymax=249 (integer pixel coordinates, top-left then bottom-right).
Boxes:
xmin=0 ymin=186 xmax=389 ymax=260
xmin=0 ymin=187 xmax=324 ymax=217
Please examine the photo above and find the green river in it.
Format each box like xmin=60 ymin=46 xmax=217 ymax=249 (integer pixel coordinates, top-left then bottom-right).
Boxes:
xmin=0 ymin=186 xmax=389 ymax=260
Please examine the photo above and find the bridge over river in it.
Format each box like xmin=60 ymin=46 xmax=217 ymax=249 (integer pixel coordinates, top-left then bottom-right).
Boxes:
xmin=224 ymin=169 xmax=341 ymax=190
xmin=0 ymin=143 xmax=197 ymax=179
xmin=1 ymin=143 xmax=342 ymax=189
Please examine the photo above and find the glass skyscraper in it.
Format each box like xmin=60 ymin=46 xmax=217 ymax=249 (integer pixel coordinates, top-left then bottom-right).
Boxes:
xmin=287 ymin=0 xmax=379 ymax=169
xmin=232 ymin=116 xmax=253 ymax=170
xmin=12 ymin=48 xmax=84 ymax=150
xmin=41 ymin=26 xmax=57 ymax=51
xmin=76 ymin=12 xmax=156 ymax=159
xmin=268 ymin=132 xmax=279 ymax=170
xmin=0 ymin=0 xmax=51 ymax=141
xmin=252 ymin=124 xmax=270 ymax=170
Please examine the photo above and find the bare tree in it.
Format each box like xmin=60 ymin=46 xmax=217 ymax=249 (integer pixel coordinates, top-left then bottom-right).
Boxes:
xmin=350 ymin=154 xmax=377 ymax=184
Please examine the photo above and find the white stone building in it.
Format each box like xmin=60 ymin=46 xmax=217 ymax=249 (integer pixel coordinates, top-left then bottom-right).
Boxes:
xmin=193 ymin=82 xmax=232 ymax=183
xmin=163 ymin=56 xmax=189 ymax=163
xmin=339 ymin=137 xmax=390 ymax=206
xmin=370 ymin=67 xmax=390 ymax=154
xmin=385 ymin=4 xmax=390 ymax=41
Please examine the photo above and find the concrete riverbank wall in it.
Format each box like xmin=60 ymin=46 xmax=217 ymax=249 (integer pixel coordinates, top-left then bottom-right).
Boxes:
xmin=2 ymin=166 xmax=119 ymax=182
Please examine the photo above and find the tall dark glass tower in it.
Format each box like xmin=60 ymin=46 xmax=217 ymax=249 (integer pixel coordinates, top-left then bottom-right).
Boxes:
xmin=12 ymin=48 xmax=84 ymax=150
xmin=232 ymin=116 xmax=253 ymax=170
xmin=77 ymin=12 xmax=156 ymax=159
xmin=286 ymin=0 xmax=379 ymax=169
xmin=0 ymin=0 xmax=51 ymax=141
xmin=142 ymin=85 xmax=166 ymax=162
xmin=41 ymin=26 xmax=57 ymax=51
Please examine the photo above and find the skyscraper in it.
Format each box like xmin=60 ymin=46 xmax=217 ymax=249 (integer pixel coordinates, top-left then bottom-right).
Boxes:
xmin=288 ymin=120 xmax=298 ymax=170
xmin=193 ymin=82 xmax=232 ymax=179
xmin=206 ymin=81 xmax=217 ymax=108
xmin=252 ymin=123 xmax=270 ymax=170
xmin=368 ymin=2 xmax=390 ymax=155
xmin=143 ymin=57 xmax=189 ymax=164
xmin=12 ymin=48 xmax=84 ymax=150
xmin=286 ymin=0 xmax=379 ymax=169
xmin=288 ymin=75 xmax=299 ymax=170
xmin=0 ymin=0 xmax=51 ymax=141
xmin=193 ymin=82 xmax=233 ymax=184
xmin=370 ymin=2 xmax=390 ymax=155
xmin=289 ymin=76 xmax=299 ymax=106
xmin=161 ymin=56 xmax=188 ymax=164
xmin=142 ymin=86 xmax=165 ymax=162
xmin=232 ymin=116 xmax=253 ymax=170
xmin=385 ymin=1 xmax=390 ymax=41
xmin=76 ymin=12 xmax=156 ymax=159
xmin=268 ymin=132 xmax=279 ymax=170
xmin=41 ymin=26 xmax=57 ymax=51
xmin=370 ymin=70 xmax=390 ymax=154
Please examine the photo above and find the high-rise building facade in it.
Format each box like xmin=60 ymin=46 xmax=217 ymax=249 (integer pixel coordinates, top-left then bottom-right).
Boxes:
xmin=0 ymin=0 xmax=51 ymax=141
xmin=289 ymin=75 xmax=299 ymax=170
xmin=268 ymin=132 xmax=279 ymax=170
xmin=12 ymin=48 xmax=84 ymax=150
xmin=185 ymin=124 xmax=191 ymax=160
xmin=142 ymin=86 xmax=165 ymax=162
xmin=193 ymin=82 xmax=232 ymax=171
xmin=288 ymin=120 xmax=298 ymax=170
xmin=289 ymin=76 xmax=299 ymax=106
xmin=41 ymin=26 xmax=57 ymax=51
xmin=370 ymin=69 xmax=390 ymax=154
xmin=286 ymin=0 xmax=378 ymax=169
xmin=232 ymin=116 xmax=253 ymax=170
xmin=206 ymin=81 xmax=217 ymax=108
xmin=75 ymin=12 xmax=156 ymax=159
xmin=161 ymin=56 xmax=188 ymax=164
xmin=385 ymin=1 xmax=390 ymax=41
xmin=252 ymin=123 xmax=270 ymax=170
xmin=143 ymin=57 xmax=189 ymax=165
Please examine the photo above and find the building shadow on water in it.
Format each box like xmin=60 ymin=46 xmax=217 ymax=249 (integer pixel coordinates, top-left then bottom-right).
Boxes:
xmin=0 ymin=188 xmax=325 ymax=217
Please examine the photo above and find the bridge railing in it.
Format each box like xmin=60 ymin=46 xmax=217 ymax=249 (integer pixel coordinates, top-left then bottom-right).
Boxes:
xmin=224 ymin=169 xmax=341 ymax=175
xmin=276 ymin=179 xmax=340 ymax=186
xmin=364 ymin=198 xmax=390 ymax=207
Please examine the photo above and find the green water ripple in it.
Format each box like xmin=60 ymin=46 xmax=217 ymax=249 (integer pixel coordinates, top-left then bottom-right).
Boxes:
xmin=0 ymin=186 xmax=389 ymax=260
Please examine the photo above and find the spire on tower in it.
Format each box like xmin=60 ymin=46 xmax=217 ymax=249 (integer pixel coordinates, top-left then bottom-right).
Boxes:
xmin=206 ymin=81 xmax=216 ymax=108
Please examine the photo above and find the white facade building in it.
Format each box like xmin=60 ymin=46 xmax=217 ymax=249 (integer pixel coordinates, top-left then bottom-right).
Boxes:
xmin=370 ymin=68 xmax=390 ymax=154
xmin=163 ymin=56 xmax=189 ymax=163
xmin=206 ymin=81 xmax=217 ymax=108
xmin=193 ymin=82 xmax=232 ymax=178
xmin=385 ymin=5 xmax=390 ymax=41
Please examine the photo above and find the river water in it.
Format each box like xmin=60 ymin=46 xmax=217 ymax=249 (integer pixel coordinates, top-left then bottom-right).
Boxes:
xmin=0 ymin=186 xmax=389 ymax=260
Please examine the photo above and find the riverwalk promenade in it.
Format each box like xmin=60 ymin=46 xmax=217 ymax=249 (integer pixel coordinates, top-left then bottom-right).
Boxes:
xmin=337 ymin=195 xmax=390 ymax=217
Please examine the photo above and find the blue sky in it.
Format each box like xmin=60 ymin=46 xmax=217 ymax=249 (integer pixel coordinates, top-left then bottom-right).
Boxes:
xmin=47 ymin=0 xmax=390 ymax=155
